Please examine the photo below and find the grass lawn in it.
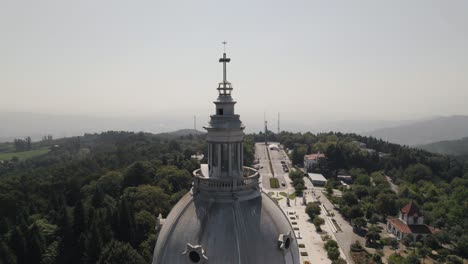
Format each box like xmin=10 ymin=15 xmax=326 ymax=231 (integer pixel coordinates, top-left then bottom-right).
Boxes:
xmin=289 ymin=193 xmax=297 ymax=200
xmin=270 ymin=177 xmax=280 ymax=188
xmin=0 ymin=147 xmax=50 ymax=161
xmin=279 ymin=192 xmax=288 ymax=197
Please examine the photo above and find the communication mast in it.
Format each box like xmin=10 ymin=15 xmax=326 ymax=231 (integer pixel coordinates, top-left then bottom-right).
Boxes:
xmin=277 ymin=112 xmax=280 ymax=135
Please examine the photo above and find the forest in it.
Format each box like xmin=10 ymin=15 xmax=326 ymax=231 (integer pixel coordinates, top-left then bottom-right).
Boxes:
xmin=0 ymin=131 xmax=255 ymax=264
xmin=0 ymin=130 xmax=466 ymax=263
xmin=275 ymin=131 xmax=467 ymax=262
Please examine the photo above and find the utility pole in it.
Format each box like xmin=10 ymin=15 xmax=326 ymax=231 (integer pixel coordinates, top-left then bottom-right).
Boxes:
xmin=277 ymin=112 xmax=280 ymax=135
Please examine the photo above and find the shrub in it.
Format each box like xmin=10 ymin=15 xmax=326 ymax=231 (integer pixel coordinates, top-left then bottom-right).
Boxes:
xmin=327 ymin=247 xmax=340 ymax=260
xmin=324 ymin=240 xmax=338 ymax=251
xmin=331 ymin=258 xmax=346 ymax=264
xmin=350 ymin=240 xmax=363 ymax=252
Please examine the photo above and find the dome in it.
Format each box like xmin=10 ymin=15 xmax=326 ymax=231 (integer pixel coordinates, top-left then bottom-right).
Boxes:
xmin=152 ymin=191 xmax=300 ymax=264
xmin=153 ymin=48 xmax=299 ymax=264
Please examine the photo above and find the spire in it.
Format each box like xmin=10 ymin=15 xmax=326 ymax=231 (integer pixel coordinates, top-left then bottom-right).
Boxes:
xmin=219 ymin=41 xmax=231 ymax=83
xmin=218 ymin=42 xmax=233 ymax=96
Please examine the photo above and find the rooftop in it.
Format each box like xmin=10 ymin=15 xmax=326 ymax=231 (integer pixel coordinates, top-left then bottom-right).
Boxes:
xmin=307 ymin=173 xmax=327 ymax=182
xmin=401 ymin=202 xmax=421 ymax=216
xmin=304 ymin=153 xmax=326 ymax=160
xmin=388 ymin=218 xmax=437 ymax=234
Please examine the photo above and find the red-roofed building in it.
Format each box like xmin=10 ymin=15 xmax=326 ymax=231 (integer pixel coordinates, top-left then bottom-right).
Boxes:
xmin=387 ymin=202 xmax=438 ymax=241
xmin=304 ymin=152 xmax=326 ymax=172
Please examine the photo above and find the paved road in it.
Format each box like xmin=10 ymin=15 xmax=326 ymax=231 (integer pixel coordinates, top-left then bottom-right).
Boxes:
xmin=255 ymin=142 xmax=290 ymax=191
xmin=256 ymin=142 xmax=350 ymax=263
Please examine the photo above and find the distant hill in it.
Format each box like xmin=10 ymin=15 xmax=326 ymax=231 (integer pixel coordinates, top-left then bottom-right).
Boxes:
xmin=365 ymin=115 xmax=468 ymax=146
xmin=164 ymin=129 xmax=205 ymax=137
xmin=418 ymin=137 xmax=468 ymax=156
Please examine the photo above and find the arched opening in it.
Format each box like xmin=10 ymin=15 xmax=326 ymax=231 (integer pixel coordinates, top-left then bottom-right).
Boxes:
xmin=189 ymin=251 xmax=201 ymax=263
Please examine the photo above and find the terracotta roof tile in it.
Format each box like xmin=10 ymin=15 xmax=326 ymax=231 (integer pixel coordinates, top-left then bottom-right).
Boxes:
xmin=304 ymin=153 xmax=326 ymax=160
xmin=401 ymin=202 xmax=420 ymax=216
xmin=388 ymin=218 xmax=436 ymax=234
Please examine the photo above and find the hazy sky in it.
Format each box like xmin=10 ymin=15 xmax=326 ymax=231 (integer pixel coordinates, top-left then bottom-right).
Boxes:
xmin=1 ymin=0 xmax=467 ymax=131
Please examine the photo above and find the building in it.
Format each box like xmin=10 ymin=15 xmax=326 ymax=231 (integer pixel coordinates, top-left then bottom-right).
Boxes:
xmin=191 ymin=153 xmax=205 ymax=161
xmin=303 ymin=152 xmax=326 ymax=172
xmin=337 ymin=175 xmax=353 ymax=184
xmin=152 ymin=49 xmax=300 ymax=264
xmin=307 ymin=173 xmax=327 ymax=186
xmin=387 ymin=202 xmax=438 ymax=241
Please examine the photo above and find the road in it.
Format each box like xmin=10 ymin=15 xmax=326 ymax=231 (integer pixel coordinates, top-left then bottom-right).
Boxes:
xmin=256 ymin=142 xmax=347 ymax=264
xmin=255 ymin=142 xmax=290 ymax=191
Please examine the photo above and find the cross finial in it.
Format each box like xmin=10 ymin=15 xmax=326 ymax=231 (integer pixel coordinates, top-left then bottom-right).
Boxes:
xmin=222 ymin=41 xmax=227 ymax=53
xmin=219 ymin=42 xmax=231 ymax=83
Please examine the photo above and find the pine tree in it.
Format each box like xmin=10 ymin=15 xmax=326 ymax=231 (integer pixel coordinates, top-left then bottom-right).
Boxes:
xmin=117 ymin=199 xmax=137 ymax=247
xmin=10 ymin=227 xmax=26 ymax=264
xmin=56 ymin=209 xmax=75 ymax=263
xmin=92 ymin=186 xmax=105 ymax=208
xmin=84 ymin=222 xmax=102 ymax=264
xmin=26 ymin=223 xmax=44 ymax=264
xmin=98 ymin=240 xmax=145 ymax=264
xmin=73 ymin=199 xmax=86 ymax=238
xmin=0 ymin=239 xmax=17 ymax=264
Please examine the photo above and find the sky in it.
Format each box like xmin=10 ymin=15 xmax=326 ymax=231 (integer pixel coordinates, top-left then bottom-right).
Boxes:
xmin=1 ymin=0 xmax=467 ymax=134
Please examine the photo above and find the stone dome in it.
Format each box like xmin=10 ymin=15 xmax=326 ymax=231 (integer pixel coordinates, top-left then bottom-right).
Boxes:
xmin=153 ymin=49 xmax=299 ymax=264
xmin=152 ymin=190 xmax=300 ymax=264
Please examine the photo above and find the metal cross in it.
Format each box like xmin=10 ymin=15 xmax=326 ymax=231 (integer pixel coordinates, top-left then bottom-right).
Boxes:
xmin=219 ymin=42 xmax=231 ymax=83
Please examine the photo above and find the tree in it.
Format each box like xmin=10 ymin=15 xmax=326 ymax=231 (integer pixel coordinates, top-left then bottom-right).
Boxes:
xmin=73 ymin=199 xmax=86 ymax=238
xmin=84 ymin=222 xmax=103 ymax=264
xmin=388 ymin=237 xmax=399 ymax=251
xmin=122 ymin=161 xmax=153 ymax=187
xmin=404 ymin=163 xmax=433 ymax=183
xmin=10 ymin=226 xmax=26 ymax=264
xmin=135 ymin=210 xmax=156 ymax=246
xmin=351 ymin=217 xmax=367 ymax=233
xmin=375 ymin=192 xmax=398 ymax=218
xmin=98 ymin=240 xmax=146 ymax=264
xmin=116 ymin=198 xmax=137 ymax=247
xmin=291 ymin=145 xmax=307 ymax=166
xmin=331 ymin=258 xmax=346 ymax=264
xmin=324 ymin=240 xmax=338 ymax=251
xmin=97 ymin=171 xmax=123 ymax=198
xmin=295 ymin=183 xmax=305 ymax=195
xmin=417 ymin=246 xmax=430 ymax=264
xmin=342 ymin=192 xmax=358 ymax=206
xmin=366 ymin=225 xmax=381 ymax=245
xmin=327 ymin=247 xmax=340 ymax=260
xmin=313 ymin=217 xmax=325 ymax=232
xmin=372 ymin=253 xmax=382 ymax=264
xmin=445 ymin=255 xmax=463 ymax=264
xmin=0 ymin=239 xmax=17 ymax=264
xmin=305 ymin=202 xmax=321 ymax=219
xmin=404 ymin=253 xmax=420 ymax=264
xmin=26 ymin=223 xmax=44 ymax=264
